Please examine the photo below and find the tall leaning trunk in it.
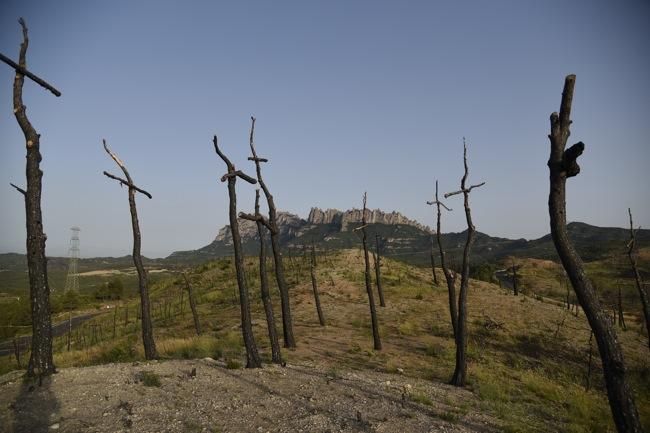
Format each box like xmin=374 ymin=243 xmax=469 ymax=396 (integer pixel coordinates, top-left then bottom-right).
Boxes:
xmin=11 ymin=18 xmax=55 ymax=377
xmin=374 ymin=235 xmax=386 ymax=307
xmin=252 ymin=190 xmax=282 ymax=363
xmin=446 ymin=140 xmax=485 ymax=387
xmin=213 ymin=135 xmax=262 ymax=368
xmin=247 ymin=117 xmax=296 ymax=348
xmin=183 ymin=273 xmax=202 ymax=336
xmin=103 ymin=141 xmax=157 ymax=360
xmin=310 ymin=243 xmax=326 ymax=326
xmin=627 ymin=209 xmax=649 ymax=349
xmin=360 ymin=192 xmax=381 ymax=350
xmin=548 ymin=75 xmax=641 ymax=432
xmin=428 ymin=180 xmax=457 ymax=338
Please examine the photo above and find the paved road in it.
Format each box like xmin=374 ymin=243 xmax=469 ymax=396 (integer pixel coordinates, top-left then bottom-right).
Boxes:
xmin=0 ymin=312 xmax=102 ymax=357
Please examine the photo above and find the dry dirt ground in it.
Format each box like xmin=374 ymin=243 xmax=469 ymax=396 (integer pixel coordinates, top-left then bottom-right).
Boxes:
xmin=0 ymin=358 xmax=499 ymax=433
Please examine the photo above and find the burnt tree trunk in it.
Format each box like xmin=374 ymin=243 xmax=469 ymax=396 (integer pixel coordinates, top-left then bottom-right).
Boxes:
xmin=428 ymin=180 xmax=457 ymax=338
xmin=359 ymin=192 xmax=381 ymax=350
xmin=374 ymin=235 xmax=386 ymax=307
xmin=547 ymin=74 xmax=641 ymax=432
xmin=445 ymin=139 xmax=485 ymax=387
xmin=310 ymin=243 xmax=326 ymax=326
xmin=627 ymin=208 xmax=649 ymax=349
xmin=10 ymin=18 xmax=56 ymax=377
xmin=618 ymin=286 xmax=626 ymax=330
xmin=182 ymin=273 xmax=202 ymax=336
xmin=240 ymin=190 xmax=283 ymax=363
xmin=247 ymin=117 xmax=296 ymax=348
xmin=213 ymin=135 xmax=262 ymax=368
xmin=512 ymin=262 xmax=519 ymax=296
xmin=429 ymin=236 xmax=440 ymax=287
xmin=102 ymin=140 xmax=157 ymax=360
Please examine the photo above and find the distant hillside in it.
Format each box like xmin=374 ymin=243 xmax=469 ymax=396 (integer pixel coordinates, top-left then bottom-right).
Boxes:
xmin=169 ymin=207 xmax=650 ymax=266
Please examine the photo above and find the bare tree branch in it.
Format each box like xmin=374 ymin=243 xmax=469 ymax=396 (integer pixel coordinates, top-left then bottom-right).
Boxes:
xmin=102 ymin=171 xmax=152 ymax=199
xmin=9 ymin=182 xmax=26 ymax=195
xmin=0 ymin=51 xmax=61 ymax=97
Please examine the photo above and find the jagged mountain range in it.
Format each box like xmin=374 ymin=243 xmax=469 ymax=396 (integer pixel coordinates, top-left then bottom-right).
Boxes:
xmin=169 ymin=207 xmax=650 ymax=266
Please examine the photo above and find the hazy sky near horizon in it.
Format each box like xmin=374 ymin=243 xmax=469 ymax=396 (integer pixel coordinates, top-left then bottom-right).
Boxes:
xmin=1 ymin=0 xmax=649 ymax=258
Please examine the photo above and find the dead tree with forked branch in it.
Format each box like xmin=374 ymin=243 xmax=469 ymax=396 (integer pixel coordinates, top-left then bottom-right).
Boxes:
xmin=102 ymin=140 xmax=157 ymax=360
xmin=445 ymin=139 xmax=485 ymax=387
xmin=626 ymin=209 xmax=649 ymax=349
xmin=239 ymin=190 xmax=283 ymax=363
xmin=427 ymin=180 xmax=457 ymax=338
xmin=547 ymin=75 xmax=641 ymax=432
xmin=5 ymin=18 xmax=61 ymax=377
xmin=213 ymin=135 xmax=262 ymax=368
xmin=354 ymin=192 xmax=382 ymax=350
xmin=373 ymin=234 xmax=386 ymax=307
xmin=246 ymin=117 xmax=296 ymax=348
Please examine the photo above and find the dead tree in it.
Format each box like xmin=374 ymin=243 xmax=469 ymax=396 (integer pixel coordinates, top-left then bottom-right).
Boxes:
xmin=239 ymin=190 xmax=283 ymax=364
xmin=429 ymin=236 xmax=440 ymax=287
xmin=373 ymin=234 xmax=386 ymax=307
xmin=627 ymin=209 xmax=649 ymax=348
xmin=618 ymin=285 xmax=627 ymax=330
xmin=246 ymin=117 xmax=296 ymax=348
xmin=310 ymin=243 xmax=326 ymax=326
xmin=182 ymin=273 xmax=202 ymax=336
xmin=213 ymin=135 xmax=262 ymax=368
xmin=445 ymin=139 xmax=485 ymax=387
xmin=102 ymin=140 xmax=157 ymax=360
xmin=355 ymin=192 xmax=381 ymax=350
xmin=427 ymin=180 xmax=457 ymax=338
xmin=512 ymin=261 xmax=519 ymax=296
xmin=547 ymin=74 xmax=641 ymax=431
xmin=6 ymin=18 xmax=62 ymax=377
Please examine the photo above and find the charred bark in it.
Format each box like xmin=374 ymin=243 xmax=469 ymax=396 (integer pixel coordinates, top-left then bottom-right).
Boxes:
xmin=374 ymin=235 xmax=386 ymax=307
xmin=241 ymin=190 xmax=283 ymax=363
xmin=10 ymin=18 xmax=56 ymax=377
xmin=358 ymin=192 xmax=381 ymax=350
xmin=310 ymin=243 xmax=326 ymax=326
xmin=182 ymin=273 xmax=202 ymax=336
xmin=102 ymin=140 xmax=157 ymax=360
xmin=512 ymin=261 xmax=519 ymax=296
xmin=627 ymin=209 xmax=649 ymax=349
xmin=247 ymin=117 xmax=296 ymax=348
xmin=427 ymin=180 xmax=457 ymax=338
xmin=213 ymin=135 xmax=262 ymax=368
xmin=429 ymin=236 xmax=440 ymax=287
xmin=547 ymin=75 xmax=641 ymax=432
xmin=445 ymin=139 xmax=485 ymax=387
xmin=618 ymin=286 xmax=626 ymax=330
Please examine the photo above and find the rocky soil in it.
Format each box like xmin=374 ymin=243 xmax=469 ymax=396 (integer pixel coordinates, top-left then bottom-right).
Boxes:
xmin=0 ymin=358 xmax=499 ymax=433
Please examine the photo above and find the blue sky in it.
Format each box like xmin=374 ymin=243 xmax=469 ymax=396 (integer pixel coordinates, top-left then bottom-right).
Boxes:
xmin=1 ymin=0 xmax=648 ymax=258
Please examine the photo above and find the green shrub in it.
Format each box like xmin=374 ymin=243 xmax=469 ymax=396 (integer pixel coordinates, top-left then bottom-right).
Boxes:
xmin=141 ymin=371 xmax=161 ymax=387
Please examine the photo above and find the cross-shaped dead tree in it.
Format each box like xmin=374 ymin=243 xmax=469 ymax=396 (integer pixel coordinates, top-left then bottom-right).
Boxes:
xmin=6 ymin=18 xmax=60 ymax=377
xmin=427 ymin=180 xmax=457 ymax=338
xmin=102 ymin=140 xmax=157 ymax=360
xmin=239 ymin=189 xmax=283 ymax=364
xmin=626 ymin=208 xmax=649 ymax=349
xmin=547 ymin=75 xmax=641 ymax=432
xmin=213 ymin=135 xmax=262 ymax=368
xmin=245 ymin=117 xmax=296 ymax=348
xmin=354 ymin=192 xmax=382 ymax=350
xmin=444 ymin=139 xmax=485 ymax=387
